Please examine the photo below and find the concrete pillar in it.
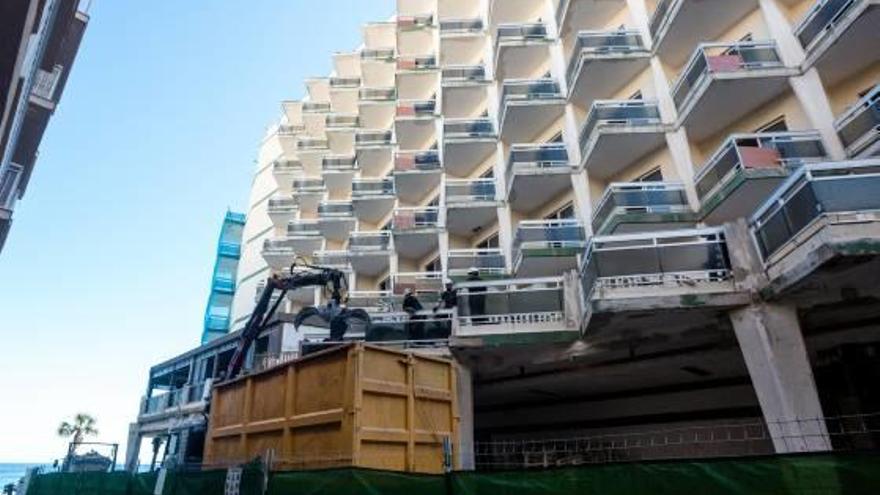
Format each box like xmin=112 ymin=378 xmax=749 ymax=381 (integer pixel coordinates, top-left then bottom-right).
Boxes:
xmin=626 ymin=0 xmax=653 ymax=50
xmin=124 ymin=423 xmax=142 ymax=472
xmin=729 ymin=303 xmax=831 ymax=453
xmin=570 ymin=170 xmax=594 ymax=232
xmin=664 ymin=128 xmax=701 ymax=211
xmin=758 ymin=0 xmax=806 ymax=67
xmin=455 ymin=361 xmax=475 ymax=470
xmin=790 ymin=69 xmax=848 ymax=160
xmin=497 ymin=205 xmax=515 ymax=273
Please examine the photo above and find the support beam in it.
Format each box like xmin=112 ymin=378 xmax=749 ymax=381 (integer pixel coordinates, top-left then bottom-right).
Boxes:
xmin=729 ymin=303 xmax=831 ymax=453
xmin=455 ymin=361 xmax=475 ymax=470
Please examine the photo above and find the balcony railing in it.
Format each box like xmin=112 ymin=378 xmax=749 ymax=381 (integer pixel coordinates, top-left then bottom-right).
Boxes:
xmin=579 ymin=100 xmax=662 ymax=155
xmin=392 ymin=271 xmax=444 ymax=294
xmin=272 ymin=159 xmax=303 ymax=176
xmin=397 ymin=99 xmax=436 ymax=117
xmin=448 ymin=248 xmax=506 ymax=277
xmin=297 ymin=137 xmax=329 ymax=150
xmin=0 ymin=164 xmax=23 ymax=211
xmin=287 ymin=221 xmax=322 ymax=236
xmin=500 ymin=78 xmax=563 ymax=109
xmin=318 ymin=201 xmax=355 ymax=218
xmin=361 ymin=48 xmax=396 ymax=61
xmin=672 ymin=41 xmax=785 ymax=110
xmin=268 ymin=197 xmax=298 ymax=213
xmin=204 ymin=314 xmax=231 ymax=331
xmin=835 ymin=84 xmax=880 ymax=157
xmin=495 ymin=23 xmax=550 ymax=53
xmin=292 ymin=178 xmax=326 ymax=193
xmin=350 ymin=231 xmax=392 ymax=251
xmin=446 ymin=178 xmax=496 ymax=204
xmin=398 ymin=14 xmax=434 ymax=29
xmin=648 ymin=0 xmax=677 ymax=42
xmin=591 ymin=182 xmax=691 ymax=234
xmin=397 ymin=55 xmax=437 ymax=71
xmin=442 ymin=65 xmax=487 ymax=82
xmin=329 ymin=76 xmax=361 ymax=88
xmin=506 ymin=142 xmax=570 ymax=183
xmin=566 ymin=30 xmax=648 ymax=87
xmin=694 ymin=131 xmax=827 ymax=200
xmin=325 ymin=114 xmax=359 ymax=128
xmin=514 ymin=219 xmax=587 ymax=255
xmin=359 ymin=87 xmax=397 ymax=101
xmin=751 ymin=160 xmax=880 ymax=259
xmin=31 ymin=66 xmax=61 ymax=101
xmin=356 ymin=130 xmax=393 ymax=146
xmin=580 ymin=227 xmax=732 ymax=302
xmin=277 ymin=124 xmax=304 ymax=136
xmin=444 ymin=118 xmax=496 ymax=139
xmin=395 ymin=150 xmax=441 ymax=172
xmin=323 ymin=155 xmax=357 ymax=170
xmin=352 ymin=178 xmax=394 ymax=197
xmin=313 ymin=250 xmax=351 ymax=267
xmin=302 ymin=102 xmax=332 ymax=113
xmin=393 ymin=207 xmax=441 ymax=230
xmin=795 ymin=0 xmax=862 ymax=51
xmin=440 ymin=18 xmax=483 ymax=33
xmin=250 ymin=351 xmax=300 ymax=374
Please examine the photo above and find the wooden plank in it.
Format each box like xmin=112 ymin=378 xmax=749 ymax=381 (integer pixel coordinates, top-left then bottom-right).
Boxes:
xmin=406 ymin=354 xmax=416 ymax=472
xmin=288 ymin=408 xmax=345 ymax=429
xmin=361 ymin=378 xmax=409 ymax=397
xmin=240 ymin=378 xmax=253 ymax=453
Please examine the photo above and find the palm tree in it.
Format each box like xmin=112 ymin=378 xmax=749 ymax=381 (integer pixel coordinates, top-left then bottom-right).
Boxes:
xmin=57 ymin=413 xmax=98 ymax=445
xmin=3 ymin=483 xmax=16 ymax=495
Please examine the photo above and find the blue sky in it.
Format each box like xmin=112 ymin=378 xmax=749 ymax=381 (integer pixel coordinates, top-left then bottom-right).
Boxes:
xmin=0 ymin=0 xmax=393 ymax=463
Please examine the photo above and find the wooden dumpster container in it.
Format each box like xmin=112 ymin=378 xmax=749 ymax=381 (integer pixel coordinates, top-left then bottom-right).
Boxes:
xmin=204 ymin=343 xmax=459 ymax=474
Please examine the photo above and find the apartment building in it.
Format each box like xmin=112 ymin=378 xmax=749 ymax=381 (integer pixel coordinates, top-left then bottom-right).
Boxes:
xmin=201 ymin=211 xmax=246 ymax=343
xmin=0 ymin=0 xmax=89 ymax=252
xmin=130 ymin=0 xmax=880 ymax=471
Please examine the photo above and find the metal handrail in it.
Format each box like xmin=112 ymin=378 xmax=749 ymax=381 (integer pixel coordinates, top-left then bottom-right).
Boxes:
xmin=352 ymin=178 xmax=395 ymax=196
xmin=578 ymin=99 xmax=662 ymax=155
xmin=835 ymin=84 xmax=880 ymax=155
xmin=444 ymin=118 xmax=496 ymax=139
xmin=393 ymin=207 xmax=441 ymax=229
xmin=446 ymin=178 xmax=497 ymax=203
xmin=795 ymin=0 xmax=860 ymax=51
xmin=591 ymin=182 xmax=690 ymax=234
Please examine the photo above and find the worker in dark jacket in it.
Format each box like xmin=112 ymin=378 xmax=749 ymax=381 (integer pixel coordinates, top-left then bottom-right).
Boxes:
xmin=466 ymin=268 xmax=486 ymax=323
xmin=402 ymin=288 xmax=425 ymax=340
xmin=434 ymin=278 xmax=457 ymax=312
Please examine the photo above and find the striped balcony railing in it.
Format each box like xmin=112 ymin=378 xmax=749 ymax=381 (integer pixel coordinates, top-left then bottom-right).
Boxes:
xmin=446 ymin=178 xmax=496 ymax=204
xmin=395 ymin=150 xmax=441 ymax=172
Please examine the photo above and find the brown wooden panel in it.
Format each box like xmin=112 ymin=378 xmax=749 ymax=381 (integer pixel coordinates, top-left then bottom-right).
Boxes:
xmin=250 ymin=371 xmax=286 ymax=421
xmin=294 ymin=353 xmax=347 ymax=415
xmin=361 ymin=390 xmax=407 ymax=430
xmin=359 ymin=441 xmax=407 ymax=471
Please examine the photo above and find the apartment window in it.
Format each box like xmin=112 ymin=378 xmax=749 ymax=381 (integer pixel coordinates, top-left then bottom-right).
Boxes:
xmin=477 ymin=233 xmax=499 ymax=249
xmin=636 ymin=168 xmax=663 ymax=182
xmin=545 ymin=202 xmax=575 ymax=220
xmin=425 ymin=256 xmax=442 ymax=272
xmin=755 ymin=116 xmax=788 ymax=133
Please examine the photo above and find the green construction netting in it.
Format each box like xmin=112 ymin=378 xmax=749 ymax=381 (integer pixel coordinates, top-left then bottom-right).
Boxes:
xmin=26 ymin=453 xmax=880 ymax=495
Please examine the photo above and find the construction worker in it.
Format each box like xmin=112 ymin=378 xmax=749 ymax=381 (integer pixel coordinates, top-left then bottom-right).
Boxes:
xmin=402 ymin=288 xmax=425 ymax=340
xmin=434 ymin=278 xmax=457 ymax=313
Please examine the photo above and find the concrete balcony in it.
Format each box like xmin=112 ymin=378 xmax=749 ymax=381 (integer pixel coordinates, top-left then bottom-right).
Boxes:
xmin=448 ymin=248 xmax=507 ymax=279
xmin=556 ymin=0 xmax=627 ymax=39
xmin=445 ymin=178 xmax=500 ymax=236
xmin=395 ymin=99 xmax=437 ymax=150
xmin=349 ymin=231 xmax=393 ymax=276
xmin=392 ymin=271 xmax=444 ymax=295
xmin=494 ymin=23 xmax=553 ymax=80
xmin=577 ymin=99 xmax=666 ymax=178
xmin=392 ymin=207 xmax=442 ymax=259
xmin=313 ymin=250 xmax=352 ymax=270
xmin=649 ymin=0 xmax=759 ymax=67
xmin=291 ymin=178 xmax=326 ymax=213
xmin=695 ymin=131 xmax=828 ymax=224
xmin=499 ymin=78 xmax=566 ymax=143
xmin=566 ymin=30 xmax=650 ymax=108
xmin=440 ymin=18 xmax=483 ymax=36
xmin=267 ymin=196 xmax=298 ymax=228
xmin=751 ymin=159 xmax=880 ymax=300
xmin=396 ymin=55 xmax=439 ymax=100
xmin=325 ymin=113 xmax=359 ymax=129
xmin=439 ymin=19 xmax=485 ymax=67
xmin=443 ymin=118 xmax=497 ymax=177
xmin=271 ymin=159 xmax=304 ymax=189
xmin=505 ymin=143 xmax=572 ymax=213
xmin=441 ymin=65 xmax=489 ymax=119
xmin=795 ymin=0 xmax=880 ymax=84
xmin=140 ymin=383 xmax=210 ymax=419
xmin=355 ymin=130 xmax=394 ymax=177
xmin=322 ymin=155 xmax=357 ymax=194
xmin=672 ymin=41 xmax=796 ymax=141
xmin=262 ymin=233 xmax=318 ymax=270
xmin=513 ymin=219 xmax=587 ymax=277
xmin=352 ymin=178 xmax=395 ymax=223
xmin=302 ymin=101 xmax=331 ymax=113
xmin=361 ymin=48 xmax=396 ymax=88
xmin=592 ymin=182 xmax=696 ymax=235
xmin=359 ymin=88 xmax=396 ymax=130
xmin=329 ymin=76 xmax=361 ymax=89
xmin=296 ymin=137 xmax=330 ymax=173
xmin=835 ymin=84 xmax=880 ymax=158
xmin=452 ymin=276 xmax=583 ymax=345
xmin=317 ymin=201 xmax=356 ymax=241
xmin=580 ymin=227 xmax=745 ymax=334
xmin=394 ymin=150 xmax=442 ymax=203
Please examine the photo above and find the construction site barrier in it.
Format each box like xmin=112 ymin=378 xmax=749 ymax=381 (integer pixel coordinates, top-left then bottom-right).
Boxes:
xmin=24 ymin=452 xmax=880 ymax=495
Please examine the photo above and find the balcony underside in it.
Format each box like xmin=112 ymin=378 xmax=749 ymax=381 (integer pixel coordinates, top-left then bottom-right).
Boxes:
xmin=762 ymin=212 xmax=880 ymax=304
xmin=699 ymin=169 xmax=789 ymax=225
xmin=263 ymin=251 xmax=298 ymax=271
xmin=446 ymin=203 xmax=499 ymax=236
xmin=569 ymin=57 xmax=651 ymax=109
xmin=559 ymin=0 xmax=627 ymax=39
xmin=655 ymin=0 xmax=759 ymax=67
xmin=297 ymin=150 xmax=327 ymax=176
xmin=295 ymin=193 xmax=322 ymax=213
xmin=286 ymin=286 xmax=317 ymax=304
xmin=496 ymin=43 xmax=552 ymax=80
xmin=597 ymin=211 xmax=698 ymax=236
xmin=319 ymin=218 xmax=356 ymax=242
xmin=268 ymin=210 xmax=296 ymax=228
xmin=323 ymin=171 xmax=355 ymax=193
xmin=805 ymin=2 xmax=880 ymax=86
xmin=359 ymin=102 xmax=395 ymax=129
xmin=442 ymin=84 xmax=489 ymax=119
xmin=440 ymin=36 xmax=484 ymax=66
xmin=500 ymin=100 xmax=566 ymax=143
xmin=589 ymin=281 xmax=746 ymax=326
xmin=353 ymin=197 xmax=395 ymax=223
xmin=393 ymin=230 xmax=440 ymax=259
xmin=443 ymin=139 xmax=496 ymax=177
xmin=679 ymin=72 xmax=796 ymax=141
xmin=515 ymin=250 xmax=581 ymax=278
xmin=356 ymin=147 xmax=393 ymax=177
xmin=394 ymin=171 xmax=442 ymax=203
xmin=362 ymin=60 xmax=395 ymax=88
xmin=582 ymin=127 xmax=667 ymax=179
xmin=396 ymin=118 xmax=437 ymax=150
xmin=508 ymin=171 xmax=572 ymax=213
xmin=397 ymin=71 xmax=439 ymax=100
xmin=350 ymin=252 xmax=391 ymax=277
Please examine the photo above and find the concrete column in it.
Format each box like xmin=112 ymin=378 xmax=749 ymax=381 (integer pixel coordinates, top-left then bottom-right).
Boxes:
xmin=729 ymin=303 xmax=831 ymax=453
xmin=455 ymin=361 xmax=475 ymax=470
xmin=570 ymin=170 xmax=594 ymax=232
xmin=758 ymin=0 xmax=806 ymax=67
xmin=790 ymin=69 xmax=847 ymax=160
xmin=497 ymin=205 xmax=515 ymax=273
xmin=124 ymin=423 xmax=142 ymax=472
xmin=664 ymin=128 xmax=700 ymax=211
xmin=626 ymin=0 xmax=653 ymax=50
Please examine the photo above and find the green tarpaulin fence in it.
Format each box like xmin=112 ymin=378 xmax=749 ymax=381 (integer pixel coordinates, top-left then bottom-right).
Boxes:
xmin=26 ymin=453 xmax=880 ymax=495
